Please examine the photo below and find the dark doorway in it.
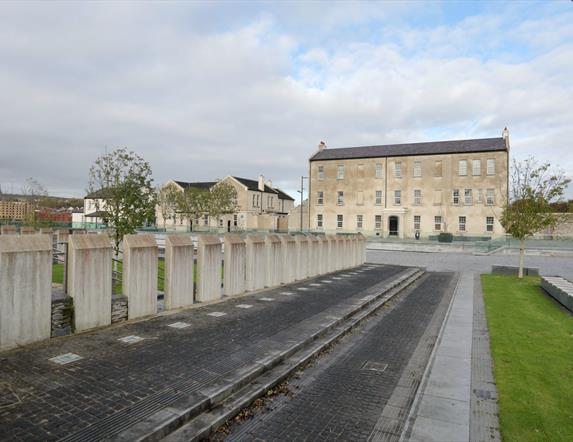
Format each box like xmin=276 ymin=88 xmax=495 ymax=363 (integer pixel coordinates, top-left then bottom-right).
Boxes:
xmin=389 ymin=216 xmax=399 ymax=236
xmin=227 ymin=220 xmax=231 ymax=232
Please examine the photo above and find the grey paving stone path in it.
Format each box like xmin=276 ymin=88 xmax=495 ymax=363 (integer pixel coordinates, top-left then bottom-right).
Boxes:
xmin=223 ymin=272 xmax=457 ymax=441
xmin=0 ymin=264 xmax=407 ymax=442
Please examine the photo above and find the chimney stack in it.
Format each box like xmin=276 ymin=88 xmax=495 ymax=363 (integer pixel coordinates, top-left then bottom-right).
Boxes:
xmin=266 ymin=179 xmax=273 ymax=189
xmin=502 ymin=127 xmax=510 ymax=150
xmin=318 ymin=141 xmax=326 ymax=151
xmin=258 ymin=174 xmax=265 ymax=191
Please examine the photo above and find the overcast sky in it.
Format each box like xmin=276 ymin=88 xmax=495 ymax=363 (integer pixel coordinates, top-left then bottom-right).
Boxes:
xmin=0 ymin=0 xmax=571 ymax=200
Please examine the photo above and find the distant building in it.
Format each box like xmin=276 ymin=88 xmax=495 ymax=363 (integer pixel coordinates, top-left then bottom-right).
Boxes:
xmin=308 ymin=130 xmax=510 ymax=238
xmin=72 ymin=189 xmax=110 ymax=229
xmin=0 ymin=200 xmax=34 ymax=221
xmin=287 ymin=199 xmax=309 ymax=232
xmin=158 ymin=175 xmax=295 ymax=232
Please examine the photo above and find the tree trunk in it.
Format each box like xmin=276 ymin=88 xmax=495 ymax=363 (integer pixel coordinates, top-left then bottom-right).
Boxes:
xmin=518 ymin=239 xmax=525 ymax=279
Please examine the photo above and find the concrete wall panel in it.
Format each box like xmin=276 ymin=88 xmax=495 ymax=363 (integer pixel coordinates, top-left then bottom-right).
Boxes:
xmin=0 ymin=235 xmax=52 ymax=351
xmin=246 ymin=235 xmax=266 ymax=291
xmin=164 ymin=235 xmax=194 ymax=309
xmin=123 ymin=234 xmax=158 ymax=319
xmin=68 ymin=235 xmax=112 ymax=331
xmin=279 ymin=235 xmax=296 ymax=284
xmin=265 ymin=235 xmax=281 ymax=288
xmin=197 ymin=235 xmax=222 ymax=302
xmin=224 ymin=234 xmax=246 ymax=297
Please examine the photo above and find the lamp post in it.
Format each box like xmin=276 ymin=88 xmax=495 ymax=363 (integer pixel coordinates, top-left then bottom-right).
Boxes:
xmin=297 ymin=176 xmax=308 ymax=232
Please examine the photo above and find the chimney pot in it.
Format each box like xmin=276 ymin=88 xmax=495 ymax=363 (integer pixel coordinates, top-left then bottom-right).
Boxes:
xmin=258 ymin=174 xmax=265 ymax=191
xmin=318 ymin=141 xmax=326 ymax=151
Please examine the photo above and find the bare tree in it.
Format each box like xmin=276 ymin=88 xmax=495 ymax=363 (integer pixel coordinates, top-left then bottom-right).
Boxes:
xmin=500 ymin=157 xmax=570 ymax=278
xmin=157 ymin=184 xmax=180 ymax=230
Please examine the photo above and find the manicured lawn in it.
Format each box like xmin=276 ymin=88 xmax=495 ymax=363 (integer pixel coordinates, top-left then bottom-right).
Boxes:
xmin=52 ymin=261 xmax=166 ymax=292
xmin=482 ymin=274 xmax=573 ymax=442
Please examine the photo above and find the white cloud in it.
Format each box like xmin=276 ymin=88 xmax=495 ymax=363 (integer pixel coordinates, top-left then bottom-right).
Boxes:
xmin=0 ymin=1 xmax=571 ymax=198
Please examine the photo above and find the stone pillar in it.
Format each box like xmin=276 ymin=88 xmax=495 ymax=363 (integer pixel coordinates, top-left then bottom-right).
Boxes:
xmin=223 ymin=234 xmax=246 ymax=297
xmin=123 ymin=234 xmax=158 ymax=319
xmin=197 ymin=235 xmax=222 ymax=302
xmin=20 ymin=226 xmax=36 ymax=235
xmin=279 ymin=234 xmax=296 ymax=284
xmin=294 ymin=235 xmax=309 ymax=280
xmin=68 ymin=235 xmax=112 ymax=331
xmin=1 ymin=225 xmax=17 ymax=235
xmin=265 ymin=234 xmax=281 ymax=288
xmin=316 ymin=235 xmax=327 ymax=275
xmin=307 ymin=235 xmax=320 ymax=277
xmin=164 ymin=235 xmax=194 ymax=309
xmin=245 ymin=234 xmax=266 ymax=291
xmin=0 ymin=235 xmax=52 ymax=351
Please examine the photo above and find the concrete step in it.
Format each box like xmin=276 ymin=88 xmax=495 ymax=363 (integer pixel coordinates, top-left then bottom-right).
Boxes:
xmin=156 ymin=268 xmax=425 ymax=442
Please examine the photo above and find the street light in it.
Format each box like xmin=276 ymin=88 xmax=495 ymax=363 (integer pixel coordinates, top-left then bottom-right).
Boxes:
xmin=297 ymin=176 xmax=308 ymax=232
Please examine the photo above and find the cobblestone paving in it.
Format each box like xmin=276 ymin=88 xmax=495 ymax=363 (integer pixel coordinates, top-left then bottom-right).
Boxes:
xmin=0 ymin=265 xmax=406 ymax=442
xmin=225 ymin=272 xmax=456 ymax=441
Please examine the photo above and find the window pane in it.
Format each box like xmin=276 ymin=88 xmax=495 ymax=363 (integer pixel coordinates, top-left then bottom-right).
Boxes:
xmin=375 ymin=163 xmax=383 ymax=178
xmin=414 ymin=189 xmax=421 ymax=205
xmin=337 ymin=214 xmax=343 ymax=228
xmin=487 ymin=159 xmax=495 ymax=175
xmin=395 ymin=162 xmax=402 ymax=178
xmin=375 ymin=215 xmax=382 ymax=229
xmin=459 ymin=160 xmax=467 ymax=176
xmin=375 ymin=190 xmax=382 ymax=205
xmin=394 ymin=190 xmax=401 ymax=205
xmin=414 ymin=161 xmax=422 ymax=177
xmin=464 ymin=189 xmax=473 ymax=205
xmin=337 ymin=165 xmax=344 ymax=179
xmin=337 ymin=191 xmax=344 ymax=205
xmin=472 ymin=160 xmax=481 ymax=176
xmin=318 ymin=166 xmax=324 ymax=180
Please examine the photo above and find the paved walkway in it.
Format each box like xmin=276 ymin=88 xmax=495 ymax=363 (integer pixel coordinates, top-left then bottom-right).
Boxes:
xmin=0 ymin=264 xmax=408 ymax=442
xmin=223 ymin=272 xmax=457 ymax=441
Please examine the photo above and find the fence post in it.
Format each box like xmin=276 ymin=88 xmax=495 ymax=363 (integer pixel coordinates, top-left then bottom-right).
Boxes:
xmin=197 ymin=235 xmax=222 ymax=302
xmin=245 ymin=234 xmax=266 ymax=291
xmin=279 ymin=235 xmax=296 ymax=284
xmin=0 ymin=235 xmax=52 ymax=351
xmin=123 ymin=234 xmax=158 ymax=319
xmin=164 ymin=235 xmax=195 ymax=309
xmin=223 ymin=234 xmax=246 ymax=297
xmin=68 ymin=235 xmax=112 ymax=331
xmin=265 ymin=234 xmax=281 ymax=288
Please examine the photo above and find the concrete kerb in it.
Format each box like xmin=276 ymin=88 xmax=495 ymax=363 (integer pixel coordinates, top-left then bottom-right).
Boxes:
xmin=398 ymin=271 xmax=463 ymax=442
xmin=127 ymin=266 xmax=425 ymax=442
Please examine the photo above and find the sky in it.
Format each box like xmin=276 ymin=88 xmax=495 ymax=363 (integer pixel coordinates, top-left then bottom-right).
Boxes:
xmin=0 ymin=0 xmax=572 ymax=200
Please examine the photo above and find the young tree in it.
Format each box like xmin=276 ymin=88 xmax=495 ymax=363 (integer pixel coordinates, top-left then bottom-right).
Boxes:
xmin=156 ymin=184 xmax=180 ymax=230
xmin=208 ymin=182 xmax=238 ymax=227
xmin=21 ymin=177 xmax=49 ymax=228
xmin=500 ymin=157 xmax=570 ymax=278
xmin=176 ymin=187 xmax=210 ymax=232
xmin=88 ymin=148 xmax=157 ymax=256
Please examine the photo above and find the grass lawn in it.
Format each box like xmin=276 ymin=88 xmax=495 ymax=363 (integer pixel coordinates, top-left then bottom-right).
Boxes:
xmin=482 ymin=274 xmax=573 ymax=442
xmin=52 ymin=261 xmax=166 ymax=292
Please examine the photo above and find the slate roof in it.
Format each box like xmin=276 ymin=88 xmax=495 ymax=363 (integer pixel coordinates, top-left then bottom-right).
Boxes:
xmin=173 ymin=181 xmax=217 ymax=190
xmin=232 ymin=177 xmax=295 ymax=201
xmin=309 ymin=137 xmax=507 ymax=161
xmin=274 ymin=188 xmax=295 ymax=201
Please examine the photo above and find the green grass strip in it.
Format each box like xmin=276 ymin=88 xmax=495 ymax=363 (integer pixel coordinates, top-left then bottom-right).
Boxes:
xmin=482 ymin=274 xmax=573 ymax=442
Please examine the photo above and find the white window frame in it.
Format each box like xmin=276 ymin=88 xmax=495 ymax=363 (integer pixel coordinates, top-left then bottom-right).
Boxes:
xmin=337 ymin=214 xmax=343 ymax=229
xmin=375 ymin=190 xmax=382 ymax=206
xmin=394 ymin=190 xmax=401 ymax=205
xmin=317 ymin=191 xmax=323 ymax=205
xmin=434 ymin=216 xmax=442 ymax=231
xmin=375 ymin=215 xmax=382 ymax=230
xmin=486 ymin=189 xmax=495 ymax=205
xmin=337 ymin=165 xmax=345 ymax=180
xmin=486 ymin=216 xmax=494 ymax=232
xmin=459 ymin=160 xmax=468 ymax=176
xmin=414 ymin=215 xmax=421 ymax=230
xmin=394 ymin=161 xmax=402 ymax=178
xmin=414 ymin=189 xmax=422 ymax=206
xmin=459 ymin=216 xmax=466 ymax=232
xmin=375 ymin=163 xmax=383 ymax=179
xmin=356 ymin=214 xmax=363 ymax=229
xmin=487 ymin=159 xmax=495 ymax=175
xmin=317 ymin=214 xmax=323 ymax=228
xmin=464 ymin=189 xmax=473 ymax=205
xmin=318 ymin=165 xmax=324 ymax=180
xmin=472 ymin=159 xmax=481 ymax=176
xmin=452 ymin=189 xmax=460 ymax=205
xmin=413 ymin=161 xmax=422 ymax=178
xmin=337 ymin=191 xmax=344 ymax=206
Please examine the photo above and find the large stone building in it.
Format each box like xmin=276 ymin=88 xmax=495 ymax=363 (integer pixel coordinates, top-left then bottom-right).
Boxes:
xmin=308 ymin=129 xmax=510 ymax=239
xmin=158 ymin=175 xmax=295 ymax=232
xmin=0 ymin=200 xmax=34 ymax=221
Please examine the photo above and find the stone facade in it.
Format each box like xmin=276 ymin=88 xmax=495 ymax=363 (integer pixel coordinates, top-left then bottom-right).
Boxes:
xmin=308 ymin=133 xmax=510 ymax=239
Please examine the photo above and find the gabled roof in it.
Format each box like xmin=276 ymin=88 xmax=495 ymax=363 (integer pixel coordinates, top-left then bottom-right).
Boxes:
xmin=275 ymin=188 xmax=295 ymax=201
xmin=231 ymin=176 xmax=275 ymax=193
xmin=309 ymin=137 xmax=507 ymax=161
xmin=173 ymin=181 xmax=217 ymax=191
xmin=231 ymin=176 xmax=294 ymax=201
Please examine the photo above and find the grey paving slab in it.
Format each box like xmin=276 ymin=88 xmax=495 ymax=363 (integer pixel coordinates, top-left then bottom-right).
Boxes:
xmin=416 ymin=394 xmax=470 ymax=426
xmin=409 ymin=415 xmax=468 ymax=442
xmin=224 ymin=273 xmax=457 ymax=442
xmin=0 ymin=264 xmax=408 ymax=442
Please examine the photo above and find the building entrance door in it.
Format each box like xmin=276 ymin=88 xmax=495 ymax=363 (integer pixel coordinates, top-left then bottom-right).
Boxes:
xmin=389 ymin=216 xmax=399 ymax=236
